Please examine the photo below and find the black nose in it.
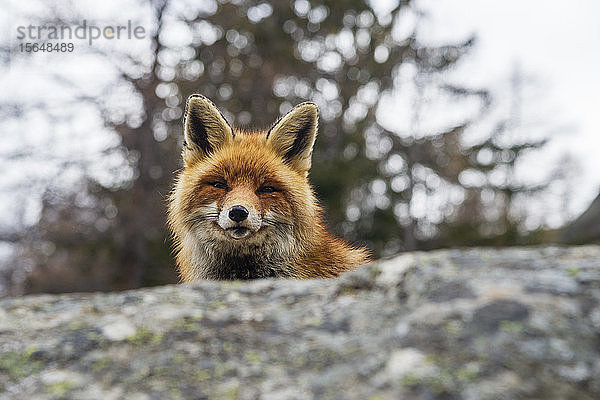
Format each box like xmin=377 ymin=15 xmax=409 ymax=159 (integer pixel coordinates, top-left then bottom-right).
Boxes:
xmin=228 ymin=205 xmax=248 ymax=222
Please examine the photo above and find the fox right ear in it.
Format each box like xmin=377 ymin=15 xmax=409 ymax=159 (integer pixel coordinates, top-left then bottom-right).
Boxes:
xmin=267 ymin=102 xmax=318 ymax=173
xmin=183 ymin=95 xmax=233 ymax=164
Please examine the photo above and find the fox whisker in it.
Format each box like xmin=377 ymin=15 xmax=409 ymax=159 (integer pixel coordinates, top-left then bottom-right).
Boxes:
xmin=189 ymin=213 xmax=219 ymax=224
xmin=262 ymin=218 xmax=293 ymax=228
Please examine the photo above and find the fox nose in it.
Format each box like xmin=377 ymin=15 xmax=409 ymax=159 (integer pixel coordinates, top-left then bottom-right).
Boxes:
xmin=228 ymin=205 xmax=249 ymax=222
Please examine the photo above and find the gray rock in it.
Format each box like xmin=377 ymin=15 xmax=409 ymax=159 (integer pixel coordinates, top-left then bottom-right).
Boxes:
xmin=1 ymin=246 xmax=600 ymax=399
xmin=561 ymin=192 xmax=600 ymax=244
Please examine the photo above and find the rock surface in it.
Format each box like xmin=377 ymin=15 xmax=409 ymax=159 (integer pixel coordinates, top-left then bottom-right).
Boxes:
xmin=1 ymin=246 xmax=600 ymax=400
xmin=561 ymin=192 xmax=600 ymax=244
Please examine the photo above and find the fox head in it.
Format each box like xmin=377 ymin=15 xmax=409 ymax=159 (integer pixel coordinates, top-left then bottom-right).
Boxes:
xmin=168 ymin=94 xmax=321 ymax=280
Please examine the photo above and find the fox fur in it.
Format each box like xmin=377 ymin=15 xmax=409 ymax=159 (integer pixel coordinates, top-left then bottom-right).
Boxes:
xmin=168 ymin=94 xmax=370 ymax=281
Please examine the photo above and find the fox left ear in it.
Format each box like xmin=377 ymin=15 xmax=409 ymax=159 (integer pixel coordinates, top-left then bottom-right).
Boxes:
xmin=183 ymin=94 xmax=234 ymax=165
xmin=267 ymin=102 xmax=318 ymax=173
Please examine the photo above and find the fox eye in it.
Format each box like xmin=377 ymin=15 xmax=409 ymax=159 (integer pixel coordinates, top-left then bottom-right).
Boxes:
xmin=209 ymin=181 xmax=227 ymax=190
xmin=258 ymin=185 xmax=277 ymax=194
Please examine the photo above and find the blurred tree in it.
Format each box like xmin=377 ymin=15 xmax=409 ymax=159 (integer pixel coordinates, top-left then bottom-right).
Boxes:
xmin=440 ymin=67 xmax=551 ymax=248
xmin=2 ymin=0 xmax=559 ymax=294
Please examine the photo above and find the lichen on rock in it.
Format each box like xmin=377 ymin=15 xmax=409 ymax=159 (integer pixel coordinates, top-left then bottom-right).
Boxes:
xmin=1 ymin=246 xmax=600 ymax=399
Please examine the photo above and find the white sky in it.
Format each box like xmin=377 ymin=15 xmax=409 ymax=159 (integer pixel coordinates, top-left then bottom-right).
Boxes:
xmin=402 ymin=0 xmax=600 ymax=216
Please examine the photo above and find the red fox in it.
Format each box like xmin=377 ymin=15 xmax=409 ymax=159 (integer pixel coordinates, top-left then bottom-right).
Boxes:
xmin=168 ymin=94 xmax=370 ymax=281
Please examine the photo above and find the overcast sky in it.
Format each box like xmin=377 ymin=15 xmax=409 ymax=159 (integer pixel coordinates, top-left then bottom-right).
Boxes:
xmin=392 ymin=0 xmax=600 ymax=217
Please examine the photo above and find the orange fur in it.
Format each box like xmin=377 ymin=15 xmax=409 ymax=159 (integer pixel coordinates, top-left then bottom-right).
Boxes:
xmin=168 ymin=95 xmax=370 ymax=281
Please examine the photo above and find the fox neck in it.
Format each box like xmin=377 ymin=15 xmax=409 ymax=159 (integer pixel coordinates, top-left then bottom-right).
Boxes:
xmin=179 ymin=229 xmax=299 ymax=280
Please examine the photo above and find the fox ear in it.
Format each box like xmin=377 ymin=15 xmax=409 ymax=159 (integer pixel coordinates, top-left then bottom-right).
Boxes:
xmin=183 ymin=94 xmax=233 ymax=164
xmin=267 ymin=102 xmax=318 ymax=172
